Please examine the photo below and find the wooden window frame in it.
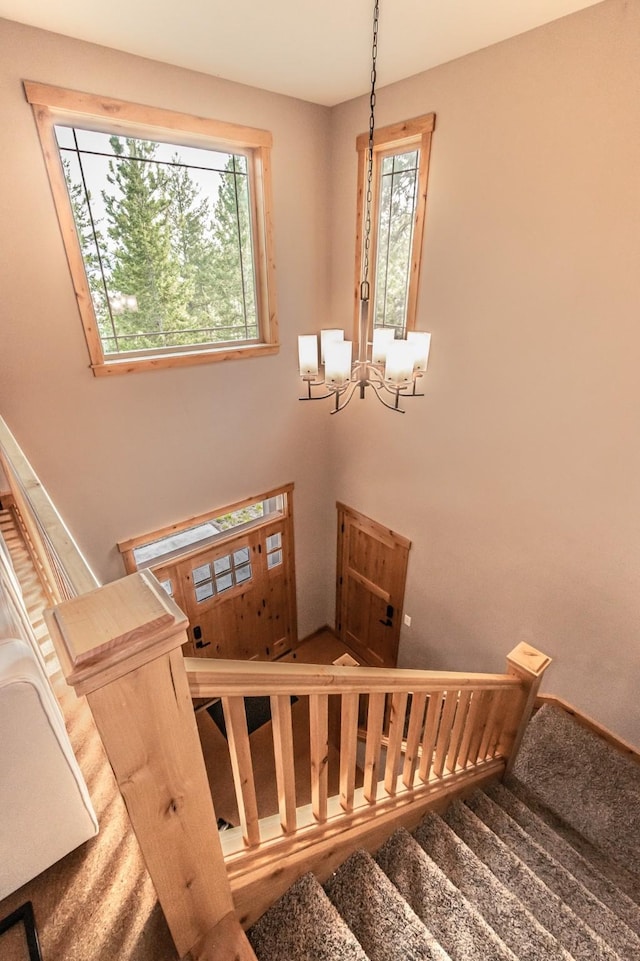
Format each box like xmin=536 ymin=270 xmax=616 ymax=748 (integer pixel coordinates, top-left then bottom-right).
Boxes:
xmin=353 ymin=113 xmax=435 ymax=347
xmin=24 ymin=81 xmax=279 ymax=377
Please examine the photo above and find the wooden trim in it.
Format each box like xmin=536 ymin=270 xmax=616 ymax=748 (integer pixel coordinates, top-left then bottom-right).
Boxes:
xmin=535 ymin=695 xmax=640 ymax=765
xmin=355 ymin=113 xmax=436 ymax=152
xmin=227 ymin=759 xmax=503 ymax=929
xmin=24 ymin=82 xmax=273 ymax=148
xmin=118 ymin=482 xmax=293 ymax=556
xmin=25 ymin=82 xmax=279 ymax=376
xmin=92 ymin=342 xmax=280 ymax=376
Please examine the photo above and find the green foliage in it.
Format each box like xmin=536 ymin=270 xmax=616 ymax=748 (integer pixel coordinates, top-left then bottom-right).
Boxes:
xmin=374 ymin=150 xmax=419 ymax=335
xmin=62 ymin=132 xmax=258 ymax=354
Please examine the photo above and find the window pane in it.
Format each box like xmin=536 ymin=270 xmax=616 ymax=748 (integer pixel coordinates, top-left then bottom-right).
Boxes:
xmin=216 ymin=572 xmax=234 ymax=593
xmin=56 ymin=125 xmax=259 ymax=356
xmin=195 ymin=582 xmax=214 ymax=602
xmin=159 ymin=578 xmax=173 ymax=596
xmin=267 ymin=549 xmax=283 ymax=570
xmin=374 ymin=153 xmax=418 ymax=334
xmin=192 ymin=563 xmax=211 ymax=585
xmin=235 ymin=563 xmax=252 ymax=583
xmin=266 ymin=533 xmax=281 ymax=552
xmin=233 ymin=547 xmax=250 ymax=565
xmin=214 ymin=555 xmax=231 ymax=575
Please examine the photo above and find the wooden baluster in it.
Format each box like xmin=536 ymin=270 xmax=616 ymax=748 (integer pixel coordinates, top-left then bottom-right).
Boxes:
xmin=363 ymin=691 xmax=386 ymax=803
xmin=384 ymin=691 xmax=408 ymax=796
xmin=467 ymin=690 xmax=493 ymax=764
xmin=433 ymin=690 xmax=458 ymax=778
xmin=418 ymin=690 xmax=444 ymax=782
xmin=43 ymin=571 xmax=247 ymax=961
xmin=339 ymin=692 xmax=359 ymax=812
xmin=445 ymin=689 xmax=471 ymax=774
xmin=502 ymin=643 xmax=552 ymax=774
xmin=458 ymin=689 xmax=482 ymax=768
xmin=223 ymin=695 xmax=260 ymax=848
xmin=309 ymin=693 xmax=329 ymax=822
xmin=402 ymin=691 xmax=427 ymax=789
xmin=487 ymin=689 xmax=512 ymax=758
xmin=479 ymin=689 xmax=503 ymax=759
xmin=270 ymin=694 xmax=297 ymax=835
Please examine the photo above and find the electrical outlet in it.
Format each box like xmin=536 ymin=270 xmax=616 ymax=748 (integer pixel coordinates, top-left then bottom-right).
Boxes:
xmin=404 ymin=614 xmax=412 ymax=627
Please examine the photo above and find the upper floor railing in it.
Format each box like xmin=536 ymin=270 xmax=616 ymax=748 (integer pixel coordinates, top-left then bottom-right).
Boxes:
xmin=0 ymin=416 xmax=98 ymax=603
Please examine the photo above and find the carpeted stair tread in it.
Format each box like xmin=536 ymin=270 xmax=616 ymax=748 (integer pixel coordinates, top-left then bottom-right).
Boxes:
xmin=486 ymin=781 xmax=640 ymax=934
xmin=324 ymin=849 xmax=452 ymax=961
xmin=512 ymin=705 xmax=640 ymax=878
xmin=376 ymin=828 xmax=517 ymax=961
xmin=247 ymin=872 xmax=370 ymax=961
xmin=465 ymin=789 xmax=640 ymax=959
xmin=413 ymin=812 xmax=572 ymax=961
xmin=444 ymin=799 xmax=621 ymax=961
xmin=506 ymin=776 xmax=640 ymax=904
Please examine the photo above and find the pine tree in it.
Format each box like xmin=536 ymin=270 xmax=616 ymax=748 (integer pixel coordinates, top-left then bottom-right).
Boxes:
xmin=103 ymin=137 xmax=191 ymax=351
xmin=209 ymin=156 xmax=257 ymax=341
xmin=63 ymin=158 xmax=112 ymax=347
xmin=166 ymin=160 xmax=218 ymax=336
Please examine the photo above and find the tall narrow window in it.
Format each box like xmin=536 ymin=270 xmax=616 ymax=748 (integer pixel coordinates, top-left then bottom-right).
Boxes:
xmin=355 ymin=114 xmax=435 ymax=344
xmin=25 ymin=83 xmax=278 ymax=375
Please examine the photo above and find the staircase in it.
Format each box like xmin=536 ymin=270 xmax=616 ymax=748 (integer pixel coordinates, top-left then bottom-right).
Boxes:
xmin=247 ymin=704 xmax=640 ymax=961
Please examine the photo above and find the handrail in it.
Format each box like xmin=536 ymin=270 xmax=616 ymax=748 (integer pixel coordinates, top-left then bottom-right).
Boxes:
xmin=0 ymin=416 xmax=99 ymax=601
xmin=185 ymin=657 xmax=522 ymax=697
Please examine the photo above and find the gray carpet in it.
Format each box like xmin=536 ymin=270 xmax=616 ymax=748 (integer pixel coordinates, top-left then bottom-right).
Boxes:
xmin=248 ymin=705 xmax=640 ymax=960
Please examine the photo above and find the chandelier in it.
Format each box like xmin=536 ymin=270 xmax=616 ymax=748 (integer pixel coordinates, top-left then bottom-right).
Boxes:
xmin=297 ymin=0 xmax=431 ymax=414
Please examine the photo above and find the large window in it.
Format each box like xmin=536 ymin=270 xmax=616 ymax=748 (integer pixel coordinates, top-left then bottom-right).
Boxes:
xmin=25 ymin=83 xmax=278 ymax=375
xmin=354 ymin=113 xmax=435 ymax=344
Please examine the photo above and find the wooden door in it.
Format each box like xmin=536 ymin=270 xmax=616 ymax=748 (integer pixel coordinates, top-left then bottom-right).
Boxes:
xmin=335 ymin=504 xmax=410 ymax=667
xmin=173 ymin=517 xmax=294 ymax=661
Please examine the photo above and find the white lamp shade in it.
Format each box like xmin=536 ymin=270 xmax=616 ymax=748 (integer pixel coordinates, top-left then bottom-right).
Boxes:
xmin=298 ymin=335 xmax=319 ymax=376
xmin=372 ymin=328 xmax=395 ymax=364
xmin=325 ymin=340 xmax=353 ymax=385
xmin=406 ymin=331 xmax=431 ymax=371
xmin=320 ymin=328 xmax=344 ymax=364
xmin=384 ymin=341 xmax=415 ymax=384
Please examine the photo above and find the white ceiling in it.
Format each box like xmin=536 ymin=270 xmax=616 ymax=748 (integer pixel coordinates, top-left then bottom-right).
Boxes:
xmin=0 ymin=0 xmax=603 ymax=106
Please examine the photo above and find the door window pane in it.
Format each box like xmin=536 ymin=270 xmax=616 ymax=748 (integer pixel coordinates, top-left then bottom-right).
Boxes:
xmin=193 ymin=563 xmax=211 ymax=585
xmin=195 ymin=582 xmax=214 ymax=603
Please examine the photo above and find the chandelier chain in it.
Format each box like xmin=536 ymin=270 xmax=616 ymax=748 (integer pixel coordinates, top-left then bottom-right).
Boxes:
xmin=361 ymin=0 xmax=379 ymax=301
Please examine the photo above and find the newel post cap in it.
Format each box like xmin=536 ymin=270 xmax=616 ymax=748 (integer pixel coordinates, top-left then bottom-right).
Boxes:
xmin=44 ymin=570 xmax=189 ymax=696
xmin=506 ymin=642 xmax=552 ymax=680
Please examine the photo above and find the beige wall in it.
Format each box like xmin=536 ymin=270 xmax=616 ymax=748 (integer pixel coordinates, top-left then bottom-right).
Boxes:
xmin=1 ymin=1 xmax=639 ymax=744
xmin=329 ymin=0 xmax=640 ymax=743
xmin=0 ymin=18 xmax=334 ymax=638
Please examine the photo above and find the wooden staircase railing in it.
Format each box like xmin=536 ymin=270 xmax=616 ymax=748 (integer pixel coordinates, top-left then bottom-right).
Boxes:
xmin=0 ymin=416 xmax=99 ymax=602
xmin=0 ymin=415 xmax=552 ymax=953
xmin=185 ymin=646 xmax=550 ymax=925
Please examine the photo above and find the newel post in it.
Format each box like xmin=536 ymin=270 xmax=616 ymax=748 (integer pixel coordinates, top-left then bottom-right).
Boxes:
xmin=502 ymin=642 xmax=552 ymax=776
xmin=44 ymin=570 xmax=246 ymax=960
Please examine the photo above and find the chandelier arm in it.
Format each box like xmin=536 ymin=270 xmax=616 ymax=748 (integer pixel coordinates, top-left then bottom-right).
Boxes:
xmin=370 ymin=383 xmax=406 ymax=412
xmin=329 ymin=380 xmax=359 ymax=414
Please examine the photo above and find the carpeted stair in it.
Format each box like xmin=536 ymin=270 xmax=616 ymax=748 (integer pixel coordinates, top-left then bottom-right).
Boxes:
xmin=248 ymin=704 xmax=640 ymax=960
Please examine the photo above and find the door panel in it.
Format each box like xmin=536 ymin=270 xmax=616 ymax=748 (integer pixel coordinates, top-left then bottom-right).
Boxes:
xmin=336 ymin=504 xmax=410 ymax=668
xmin=158 ymin=517 xmax=295 ymax=661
